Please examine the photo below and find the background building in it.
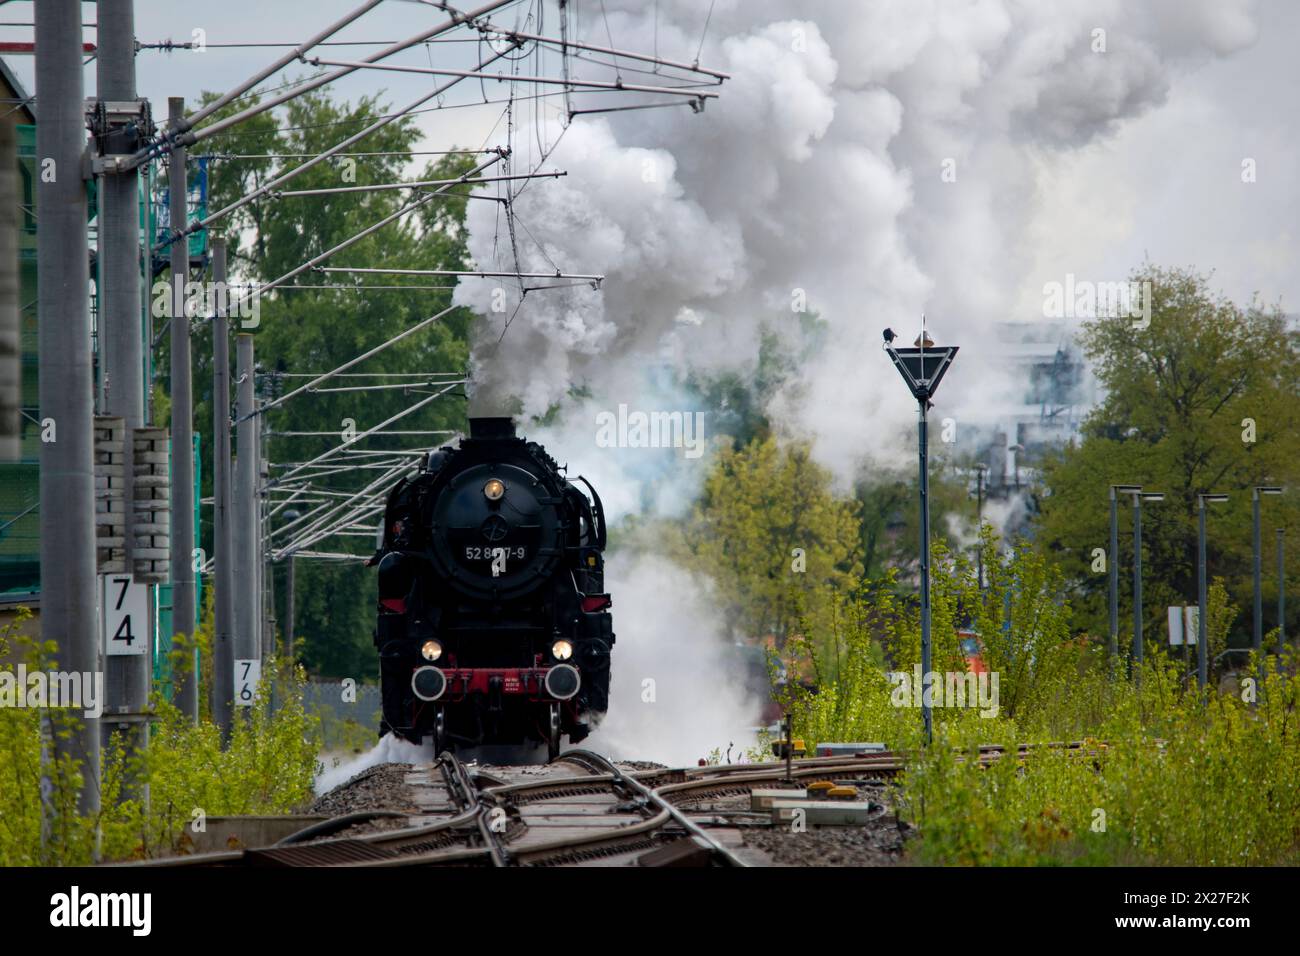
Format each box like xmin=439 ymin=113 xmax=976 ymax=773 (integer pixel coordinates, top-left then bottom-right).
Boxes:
xmin=0 ymin=57 xmax=39 ymax=625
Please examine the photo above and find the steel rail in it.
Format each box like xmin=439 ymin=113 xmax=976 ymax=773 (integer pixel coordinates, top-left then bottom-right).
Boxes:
xmin=103 ymin=745 xmax=1110 ymax=868
xmin=440 ymin=752 xmax=510 ymax=866
xmin=554 ymin=750 xmax=747 ymax=866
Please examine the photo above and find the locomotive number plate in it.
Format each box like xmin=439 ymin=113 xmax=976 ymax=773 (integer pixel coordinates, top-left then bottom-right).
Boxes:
xmin=464 ymin=546 xmax=527 ymax=560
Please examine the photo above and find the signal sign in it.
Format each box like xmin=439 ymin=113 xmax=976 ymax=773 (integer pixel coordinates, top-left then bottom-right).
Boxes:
xmin=235 ymin=659 xmax=261 ymax=707
xmin=886 ymin=345 xmax=959 ymax=401
xmin=101 ymin=574 xmax=148 ymax=657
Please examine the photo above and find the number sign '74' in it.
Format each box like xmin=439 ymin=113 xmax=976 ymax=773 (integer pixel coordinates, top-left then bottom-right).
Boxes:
xmin=101 ymin=574 xmax=148 ymax=657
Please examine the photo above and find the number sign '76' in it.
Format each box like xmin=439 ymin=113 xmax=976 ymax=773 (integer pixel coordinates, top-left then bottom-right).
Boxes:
xmin=235 ymin=659 xmax=262 ymax=707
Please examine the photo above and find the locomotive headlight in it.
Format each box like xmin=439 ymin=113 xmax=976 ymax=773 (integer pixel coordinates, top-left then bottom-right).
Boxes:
xmin=421 ymin=640 xmax=443 ymax=662
xmin=483 ymin=478 xmax=506 ymax=501
xmin=551 ymin=639 xmax=573 ymax=661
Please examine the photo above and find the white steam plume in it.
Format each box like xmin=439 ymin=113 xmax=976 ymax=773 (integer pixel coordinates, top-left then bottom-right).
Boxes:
xmin=454 ymin=0 xmax=1258 ymax=479
xmin=314 ymin=733 xmax=432 ymax=796
xmin=448 ymin=2 xmax=1259 ymax=760
xmin=581 ymin=552 xmax=762 ymax=765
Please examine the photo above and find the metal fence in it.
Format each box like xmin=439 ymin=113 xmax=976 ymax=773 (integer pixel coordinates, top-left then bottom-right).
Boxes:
xmin=302 ymin=679 xmax=382 ymax=752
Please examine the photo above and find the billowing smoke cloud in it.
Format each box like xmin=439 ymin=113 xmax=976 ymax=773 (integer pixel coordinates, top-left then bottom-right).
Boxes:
xmin=454 ymin=0 xmax=1258 ymax=480
xmin=581 ymin=552 xmax=762 ymax=765
xmin=450 ymin=1 xmax=1258 ymax=759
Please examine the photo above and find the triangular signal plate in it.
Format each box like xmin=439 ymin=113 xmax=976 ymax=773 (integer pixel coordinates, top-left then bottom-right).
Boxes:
xmin=888 ymin=346 xmax=958 ymax=400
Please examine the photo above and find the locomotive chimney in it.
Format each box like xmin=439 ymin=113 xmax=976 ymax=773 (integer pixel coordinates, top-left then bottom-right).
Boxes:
xmin=469 ymin=416 xmax=517 ymax=439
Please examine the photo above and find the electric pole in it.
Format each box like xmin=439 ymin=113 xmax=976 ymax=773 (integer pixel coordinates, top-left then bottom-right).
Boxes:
xmin=1278 ymin=529 xmax=1287 ymax=660
xmin=1197 ymin=493 xmax=1229 ymax=689
xmin=168 ymin=97 xmax=198 ymax=719
xmin=235 ymin=334 xmax=260 ymax=701
xmin=36 ymin=0 xmax=100 ymax=813
xmin=96 ymin=0 xmax=151 ymax=765
xmin=284 ymin=547 xmax=296 ymax=664
xmin=211 ymin=237 xmax=234 ymax=739
xmin=1108 ymin=483 xmax=1140 ymax=665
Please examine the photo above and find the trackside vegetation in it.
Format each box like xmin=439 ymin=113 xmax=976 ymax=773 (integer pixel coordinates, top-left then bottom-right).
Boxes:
xmin=673 ymin=266 xmax=1299 ymax=865
xmin=0 ymin=608 xmax=321 ymax=865
xmin=762 ymin=530 xmax=1300 ymax=865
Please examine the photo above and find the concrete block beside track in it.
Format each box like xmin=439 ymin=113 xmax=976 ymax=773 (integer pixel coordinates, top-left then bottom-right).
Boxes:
xmin=770 ymin=800 xmax=875 ymax=826
xmin=751 ymin=788 xmax=807 ymax=810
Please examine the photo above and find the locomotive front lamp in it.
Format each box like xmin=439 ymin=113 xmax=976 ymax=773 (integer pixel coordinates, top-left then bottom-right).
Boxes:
xmin=483 ymin=478 xmax=506 ymax=501
xmin=551 ymin=639 xmax=574 ymax=661
xmin=421 ymin=640 xmax=443 ymax=662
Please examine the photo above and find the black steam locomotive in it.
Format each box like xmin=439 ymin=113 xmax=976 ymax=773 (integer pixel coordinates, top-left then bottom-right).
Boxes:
xmin=372 ymin=417 xmax=613 ymax=758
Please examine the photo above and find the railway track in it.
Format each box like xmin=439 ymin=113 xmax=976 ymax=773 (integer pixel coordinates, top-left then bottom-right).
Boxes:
xmin=117 ymin=741 xmax=1107 ymax=868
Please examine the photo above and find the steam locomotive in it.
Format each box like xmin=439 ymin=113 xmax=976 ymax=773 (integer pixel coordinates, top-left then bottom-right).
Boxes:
xmin=371 ymin=417 xmax=614 ymax=758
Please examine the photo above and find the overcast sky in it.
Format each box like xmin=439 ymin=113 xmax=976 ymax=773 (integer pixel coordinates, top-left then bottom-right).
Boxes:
xmin=1012 ymin=0 xmax=1298 ymax=318
xmin=4 ymin=1 xmax=1296 ymax=478
xmin=4 ymin=1 xmax=1294 ymax=313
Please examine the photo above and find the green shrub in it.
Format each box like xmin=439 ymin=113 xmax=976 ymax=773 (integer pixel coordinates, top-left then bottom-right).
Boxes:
xmin=0 ymin=609 xmax=104 ymax=865
xmin=128 ymin=657 xmax=322 ymax=858
xmin=899 ymin=654 xmax=1300 ymax=865
xmin=777 ymin=530 xmax=1300 ymax=866
xmin=0 ymin=606 xmax=321 ymax=865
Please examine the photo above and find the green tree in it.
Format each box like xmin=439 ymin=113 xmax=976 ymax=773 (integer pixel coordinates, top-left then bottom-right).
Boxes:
xmin=169 ymin=87 xmax=479 ymax=679
xmin=782 ymin=530 xmax=1078 ymax=746
xmin=1037 ymin=266 xmax=1300 ymax=665
xmin=856 ymin=446 xmax=977 ymax=581
xmin=968 ymin=530 xmax=1077 ymax=720
xmin=674 ymin=435 xmax=862 ymax=649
